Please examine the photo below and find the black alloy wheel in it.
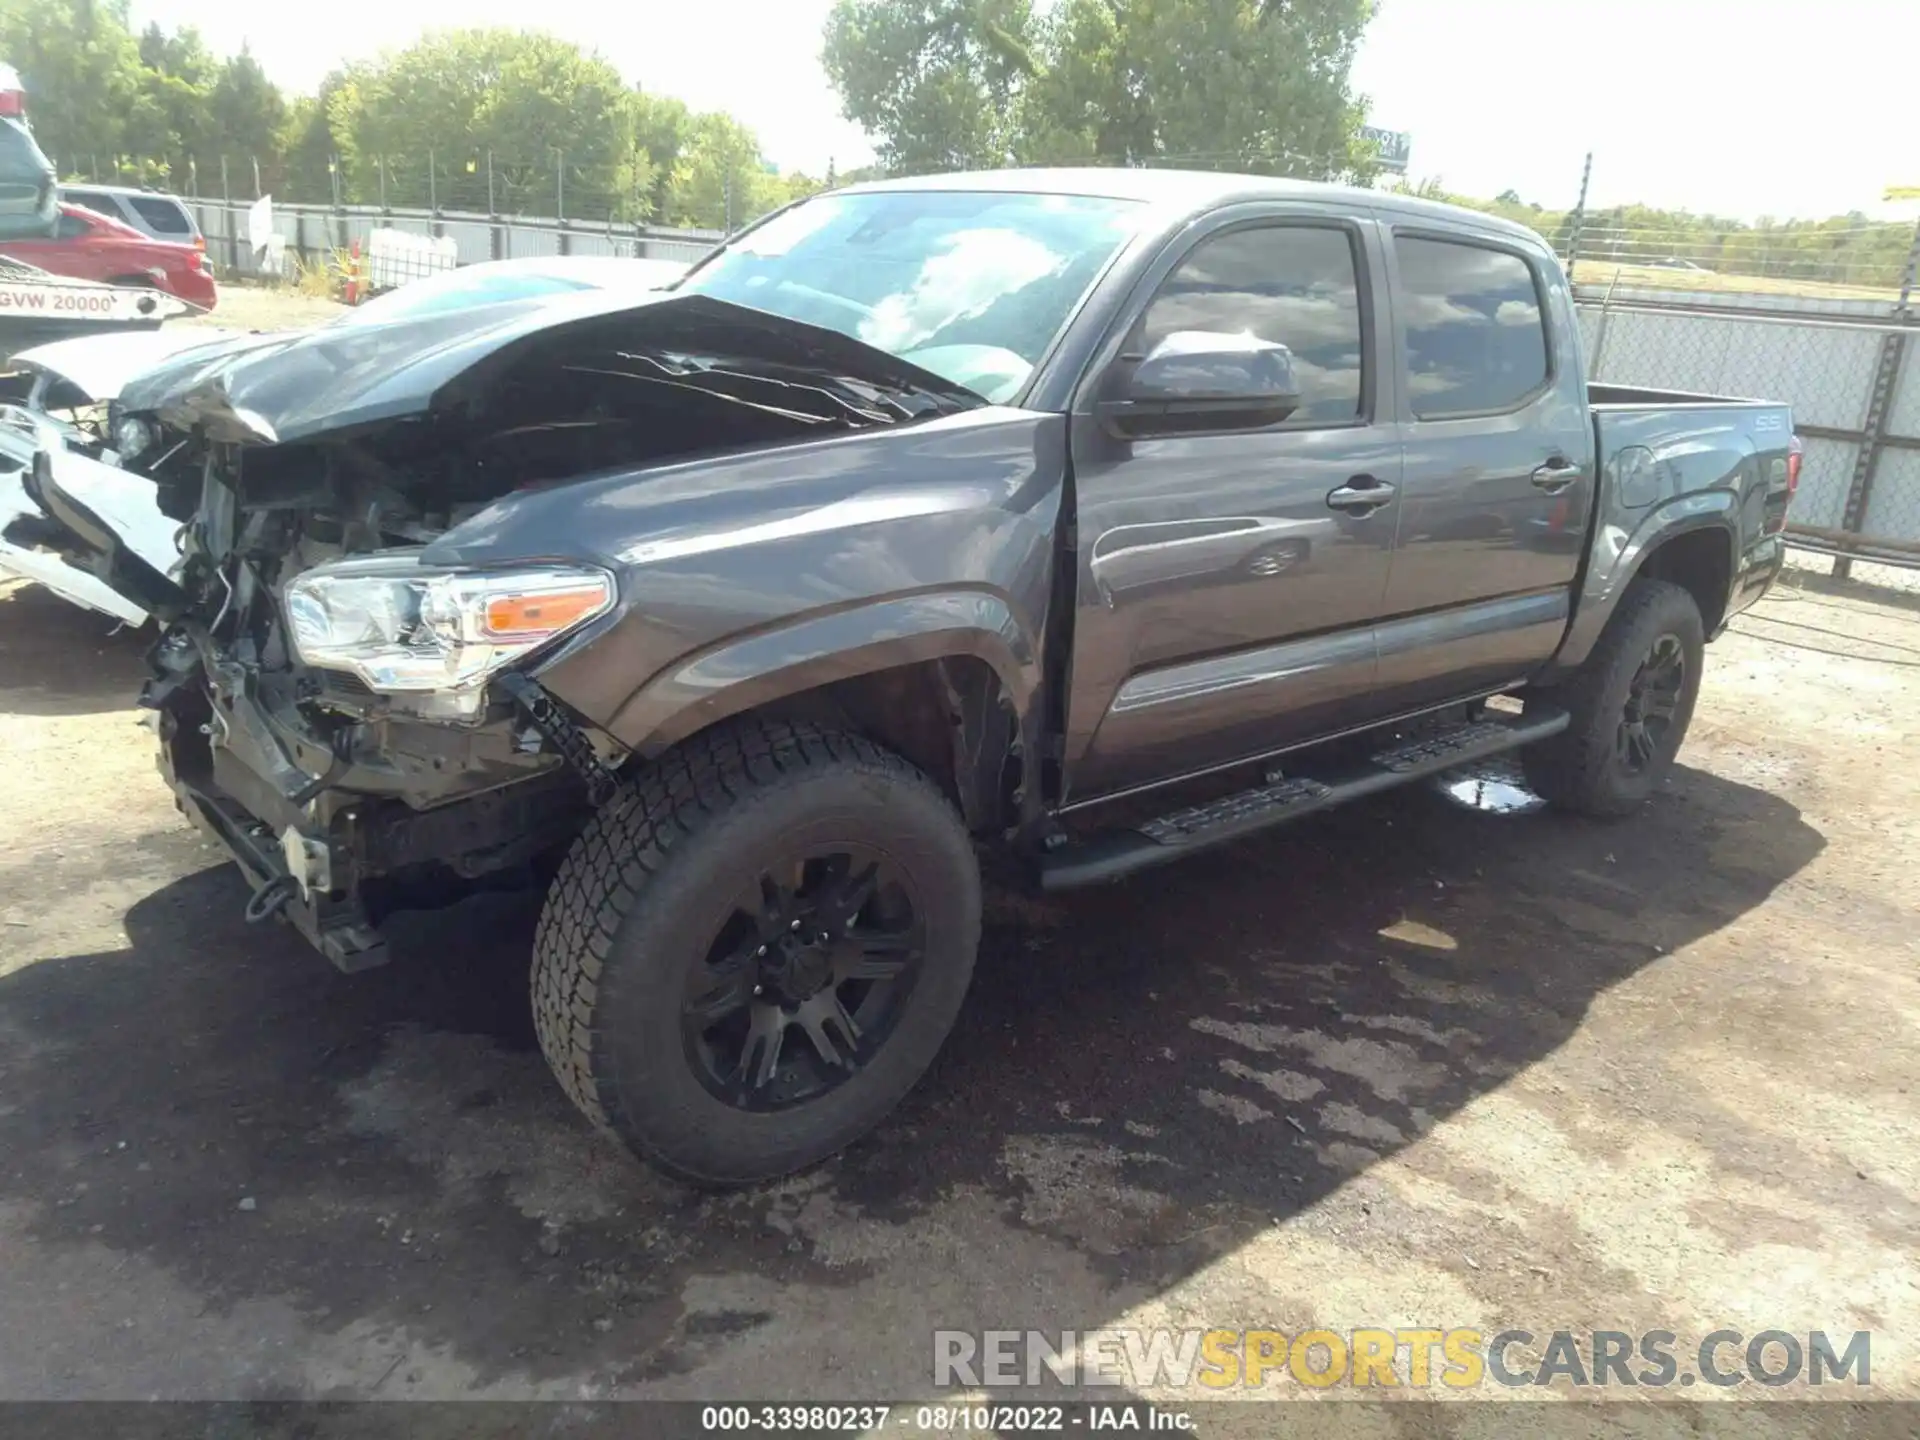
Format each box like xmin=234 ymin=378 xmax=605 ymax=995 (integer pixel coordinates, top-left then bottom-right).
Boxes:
xmin=1617 ymin=632 xmax=1687 ymax=774
xmin=682 ymin=848 xmax=926 ymax=1111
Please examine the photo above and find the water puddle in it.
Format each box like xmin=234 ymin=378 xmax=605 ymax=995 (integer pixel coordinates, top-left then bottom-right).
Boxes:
xmin=1432 ymin=757 xmax=1546 ymax=815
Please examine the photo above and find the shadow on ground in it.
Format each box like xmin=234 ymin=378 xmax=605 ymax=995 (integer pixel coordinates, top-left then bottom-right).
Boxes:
xmin=0 ymin=583 xmax=151 ymax=717
xmin=0 ymin=736 xmax=1826 ymax=1392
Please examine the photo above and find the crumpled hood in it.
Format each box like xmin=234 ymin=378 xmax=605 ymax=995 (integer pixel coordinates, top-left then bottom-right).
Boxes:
xmin=12 ymin=326 xmax=246 ymax=403
xmin=117 ymin=291 xmax=984 ymax=446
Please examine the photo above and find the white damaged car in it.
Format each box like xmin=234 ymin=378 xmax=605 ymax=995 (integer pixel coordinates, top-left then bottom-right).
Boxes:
xmin=0 ymin=255 xmax=689 ymax=624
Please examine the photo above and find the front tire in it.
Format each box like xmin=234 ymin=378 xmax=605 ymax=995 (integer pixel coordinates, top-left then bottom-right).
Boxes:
xmin=1522 ymin=578 xmax=1705 ymax=816
xmin=532 ymin=718 xmax=981 ymax=1185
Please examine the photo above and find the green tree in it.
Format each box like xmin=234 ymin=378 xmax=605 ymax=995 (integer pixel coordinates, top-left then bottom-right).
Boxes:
xmin=208 ymin=47 xmax=287 ymax=191
xmin=0 ymin=0 xmax=145 ymax=172
xmin=822 ymin=0 xmax=1038 ymax=174
xmin=823 ymin=0 xmax=1376 ymax=180
xmin=326 ymin=29 xmax=636 ymax=213
xmin=628 ymin=90 xmax=692 ymax=222
xmin=665 ymin=111 xmax=784 ymax=229
xmin=135 ymin=19 xmax=213 ymax=86
xmin=277 ymin=78 xmax=343 ymax=203
xmin=130 ymin=22 xmax=216 ymax=182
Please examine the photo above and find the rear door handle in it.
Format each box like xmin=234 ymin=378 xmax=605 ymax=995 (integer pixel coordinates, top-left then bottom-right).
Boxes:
xmin=1531 ymin=458 xmax=1584 ymax=493
xmin=1326 ymin=475 xmax=1396 ymax=515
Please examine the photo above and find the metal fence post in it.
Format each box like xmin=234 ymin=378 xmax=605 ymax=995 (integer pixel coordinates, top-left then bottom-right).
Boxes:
xmin=556 ymin=150 xmax=570 ymax=256
xmin=220 ymin=156 xmax=239 ymax=274
xmin=487 ymin=150 xmax=504 ymax=261
xmin=1832 ymin=217 xmax=1920 ymax=579
xmin=1563 ymin=152 xmax=1592 ymax=283
xmin=1585 ymin=270 xmax=1624 ymax=379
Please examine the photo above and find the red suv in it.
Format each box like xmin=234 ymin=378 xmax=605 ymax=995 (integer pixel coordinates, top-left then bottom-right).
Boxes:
xmin=0 ymin=202 xmax=218 ymax=309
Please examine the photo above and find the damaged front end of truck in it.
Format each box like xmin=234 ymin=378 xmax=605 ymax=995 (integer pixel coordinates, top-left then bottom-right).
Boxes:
xmin=31 ymin=290 xmax=985 ymax=969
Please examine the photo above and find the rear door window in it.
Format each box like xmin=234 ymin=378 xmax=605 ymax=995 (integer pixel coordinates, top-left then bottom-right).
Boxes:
xmin=127 ymin=195 xmax=194 ymax=236
xmin=54 ymin=211 xmax=92 ymax=239
xmin=1394 ymin=235 xmax=1549 ymax=418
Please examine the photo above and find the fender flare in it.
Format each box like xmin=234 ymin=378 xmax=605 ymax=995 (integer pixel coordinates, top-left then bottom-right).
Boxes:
xmin=602 ymin=589 xmax=1041 ymax=756
xmin=1545 ymin=491 xmax=1738 ymax=679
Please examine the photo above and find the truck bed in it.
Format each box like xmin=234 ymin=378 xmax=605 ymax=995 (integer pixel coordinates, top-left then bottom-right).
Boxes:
xmin=1587 ymin=382 xmax=1786 ymax=412
xmin=1587 ymin=382 xmax=1792 ymax=458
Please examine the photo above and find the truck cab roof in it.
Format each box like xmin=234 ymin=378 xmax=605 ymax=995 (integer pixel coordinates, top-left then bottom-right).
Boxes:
xmin=840 ymin=166 xmax=1548 ymax=247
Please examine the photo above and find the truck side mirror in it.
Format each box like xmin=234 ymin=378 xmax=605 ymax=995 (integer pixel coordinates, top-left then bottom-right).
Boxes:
xmin=1104 ymin=330 xmax=1303 ymax=437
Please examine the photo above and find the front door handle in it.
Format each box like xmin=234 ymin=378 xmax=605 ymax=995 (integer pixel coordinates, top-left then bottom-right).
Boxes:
xmin=1326 ymin=475 xmax=1396 ymax=515
xmin=1532 ymin=458 xmax=1584 ymax=493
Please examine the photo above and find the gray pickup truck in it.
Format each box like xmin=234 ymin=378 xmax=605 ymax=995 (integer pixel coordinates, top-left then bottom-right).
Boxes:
xmin=31 ymin=169 xmax=1797 ymax=1184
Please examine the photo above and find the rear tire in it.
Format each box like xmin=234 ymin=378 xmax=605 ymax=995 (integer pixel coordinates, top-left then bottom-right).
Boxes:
xmin=531 ymin=718 xmax=981 ymax=1186
xmin=1521 ymin=578 xmax=1705 ymax=816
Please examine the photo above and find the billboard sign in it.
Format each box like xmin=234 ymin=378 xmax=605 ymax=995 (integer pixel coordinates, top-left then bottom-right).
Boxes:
xmin=1360 ymin=126 xmax=1411 ymax=175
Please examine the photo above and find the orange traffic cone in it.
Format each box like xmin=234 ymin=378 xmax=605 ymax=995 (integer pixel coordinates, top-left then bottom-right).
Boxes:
xmin=344 ymin=239 xmax=361 ymax=305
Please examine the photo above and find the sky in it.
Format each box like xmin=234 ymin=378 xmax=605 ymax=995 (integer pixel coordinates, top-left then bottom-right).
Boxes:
xmin=126 ymin=0 xmax=1919 ymax=221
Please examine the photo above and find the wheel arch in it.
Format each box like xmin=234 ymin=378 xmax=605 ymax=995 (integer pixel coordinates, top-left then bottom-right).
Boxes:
xmin=599 ymin=592 xmax=1041 ymax=835
xmin=1636 ymin=526 xmax=1735 ymax=636
xmin=1545 ymin=495 xmax=1738 ymax=680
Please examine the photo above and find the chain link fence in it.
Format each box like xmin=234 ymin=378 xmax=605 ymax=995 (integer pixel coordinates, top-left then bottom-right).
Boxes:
xmin=1568 ymin=222 xmax=1917 ymax=302
xmin=186 ymin=196 xmax=725 ymax=279
xmin=1572 ymin=245 xmax=1920 ymax=578
xmin=63 ymin=149 xmax=788 ymax=240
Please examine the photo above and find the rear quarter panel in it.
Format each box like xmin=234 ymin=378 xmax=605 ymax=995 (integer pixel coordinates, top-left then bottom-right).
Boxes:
xmin=1545 ymin=400 xmax=1791 ymax=677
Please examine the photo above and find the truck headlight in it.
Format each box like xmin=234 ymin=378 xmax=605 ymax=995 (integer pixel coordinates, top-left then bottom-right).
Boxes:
xmin=283 ymin=554 xmax=614 ymax=719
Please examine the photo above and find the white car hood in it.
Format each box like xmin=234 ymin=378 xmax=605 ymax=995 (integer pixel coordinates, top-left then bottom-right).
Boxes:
xmin=0 ymin=327 xmax=231 ymax=626
xmin=0 ymin=409 xmax=178 ymax=626
xmin=0 ymin=462 xmax=154 ymax=625
xmin=13 ymin=327 xmax=244 ymax=403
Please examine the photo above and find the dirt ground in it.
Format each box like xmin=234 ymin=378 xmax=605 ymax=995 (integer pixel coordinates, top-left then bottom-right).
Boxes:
xmin=0 ymin=563 xmax=1916 ymax=1433
xmin=186 ymin=282 xmax=345 ymax=333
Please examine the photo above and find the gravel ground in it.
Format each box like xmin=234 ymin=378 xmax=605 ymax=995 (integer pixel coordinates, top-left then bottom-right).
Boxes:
xmin=0 ymin=571 xmax=1915 ymax=1432
xmin=1783 ymin=548 xmax=1920 ymax=600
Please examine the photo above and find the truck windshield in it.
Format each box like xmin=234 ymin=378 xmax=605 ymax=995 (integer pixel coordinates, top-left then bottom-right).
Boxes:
xmin=676 ymin=190 xmax=1144 ymax=403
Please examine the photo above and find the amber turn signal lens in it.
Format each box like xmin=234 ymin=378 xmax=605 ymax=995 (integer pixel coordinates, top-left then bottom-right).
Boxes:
xmin=483 ymin=585 xmax=610 ymax=638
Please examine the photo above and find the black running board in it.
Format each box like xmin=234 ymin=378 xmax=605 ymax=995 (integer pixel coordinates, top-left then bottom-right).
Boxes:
xmin=1040 ymin=707 xmax=1569 ymax=890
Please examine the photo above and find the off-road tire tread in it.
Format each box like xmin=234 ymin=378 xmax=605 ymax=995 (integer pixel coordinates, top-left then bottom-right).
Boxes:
xmin=1521 ymin=578 xmax=1703 ymax=816
xmin=530 ymin=717 xmax=956 ymax=1177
